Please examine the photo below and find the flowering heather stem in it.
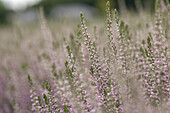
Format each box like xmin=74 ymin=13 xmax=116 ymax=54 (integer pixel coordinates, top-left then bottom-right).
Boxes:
xmin=80 ymin=12 xmax=108 ymax=94
xmin=114 ymin=9 xmax=135 ymax=103
xmin=139 ymin=33 xmax=169 ymax=106
xmin=27 ymin=74 xmax=44 ymax=112
xmin=106 ymin=1 xmax=117 ymax=66
xmin=39 ymin=7 xmax=55 ymax=64
xmin=114 ymin=9 xmax=133 ymax=75
xmin=80 ymin=10 xmax=123 ymax=113
xmin=66 ymin=43 xmax=98 ymax=111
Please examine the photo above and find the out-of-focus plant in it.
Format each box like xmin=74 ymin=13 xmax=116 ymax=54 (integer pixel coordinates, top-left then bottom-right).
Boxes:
xmin=0 ymin=1 xmax=10 ymax=24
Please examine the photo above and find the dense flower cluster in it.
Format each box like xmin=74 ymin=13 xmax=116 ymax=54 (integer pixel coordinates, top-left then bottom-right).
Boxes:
xmin=0 ymin=0 xmax=169 ymax=113
xmin=27 ymin=0 xmax=170 ymax=112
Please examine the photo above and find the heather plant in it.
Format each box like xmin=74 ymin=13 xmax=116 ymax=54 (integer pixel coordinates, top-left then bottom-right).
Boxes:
xmin=0 ymin=0 xmax=169 ymax=113
xmin=80 ymin=9 xmax=123 ymax=112
xmin=138 ymin=0 xmax=169 ymax=106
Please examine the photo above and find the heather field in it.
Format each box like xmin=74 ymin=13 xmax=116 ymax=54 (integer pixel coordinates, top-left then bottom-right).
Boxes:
xmin=0 ymin=1 xmax=169 ymax=113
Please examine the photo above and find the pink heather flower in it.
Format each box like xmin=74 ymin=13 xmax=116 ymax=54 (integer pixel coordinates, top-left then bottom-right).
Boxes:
xmin=164 ymin=66 xmax=167 ymax=71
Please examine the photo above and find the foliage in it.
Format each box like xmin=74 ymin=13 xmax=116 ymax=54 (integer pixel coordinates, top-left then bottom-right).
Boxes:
xmin=0 ymin=0 xmax=169 ymax=113
xmin=0 ymin=1 xmax=10 ymax=24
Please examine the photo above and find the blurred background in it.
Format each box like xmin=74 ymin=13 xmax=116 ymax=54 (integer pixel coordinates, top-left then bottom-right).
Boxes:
xmin=0 ymin=0 xmax=157 ymax=25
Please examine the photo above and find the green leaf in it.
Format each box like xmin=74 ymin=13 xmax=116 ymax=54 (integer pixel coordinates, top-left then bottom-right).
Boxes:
xmin=120 ymin=21 xmax=125 ymax=28
xmin=147 ymin=36 xmax=150 ymax=44
xmin=145 ymin=49 xmax=149 ymax=57
xmin=66 ymin=45 xmax=70 ymax=53
xmin=115 ymin=102 xmax=120 ymax=108
xmin=65 ymin=61 xmax=68 ymax=67
xmin=27 ymin=74 xmax=33 ymax=86
xmin=108 ymin=79 xmax=111 ymax=87
xmin=38 ymin=96 xmax=42 ymax=106
xmin=142 ymin=40 xmax=145 ymax=45
xmin=103 ymin=47 xmax=106 ymax=56
xmin=147 ymin=36 xmax=151 ymax=47
xmin=45 ymin=81 xmax=51 ymax=92
xmin=89 ymin=66 xmax=94 ymax=75
xmin=64 ymin=106 xmax=69 ymax=112
xmin=52 ymin=63 xmax=58 ymax=78
xmin=43 ymin=94 xmax=49 ymax=105
xmin=104 ymin=88 xmax=108 ymax=96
